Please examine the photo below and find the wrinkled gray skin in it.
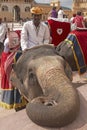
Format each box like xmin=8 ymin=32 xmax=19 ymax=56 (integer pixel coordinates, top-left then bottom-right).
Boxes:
xmin=10 ymin=44 xmax=80 ymax=128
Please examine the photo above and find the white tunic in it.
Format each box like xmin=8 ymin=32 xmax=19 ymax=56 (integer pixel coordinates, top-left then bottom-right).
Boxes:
xmin=58 ymin=10 xmax=64 ymax=19
xmin=21 ymin=21 xmax=50 ymax=51
xmin=0 ymin=23 xmax=7 ymax=43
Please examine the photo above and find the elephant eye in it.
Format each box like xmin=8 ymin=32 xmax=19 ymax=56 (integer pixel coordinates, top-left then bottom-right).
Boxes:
xmin=29 ymin=72 xmax=34 ymax=78
xmin=29 ymin=68 xmax=34 ymax=78
xmin=29 ymin=68 xmax=33 ymax=72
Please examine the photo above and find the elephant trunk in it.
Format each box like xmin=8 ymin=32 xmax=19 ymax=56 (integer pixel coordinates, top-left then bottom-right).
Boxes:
xmin=26 ymin=68 xmax=80 ymax=127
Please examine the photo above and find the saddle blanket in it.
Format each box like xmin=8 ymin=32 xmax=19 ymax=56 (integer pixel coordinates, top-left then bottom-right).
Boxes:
xmin=48 ymin=18 xmax=70 ymax=46
xmin=66 ymin=29 xmax=87 ymax=74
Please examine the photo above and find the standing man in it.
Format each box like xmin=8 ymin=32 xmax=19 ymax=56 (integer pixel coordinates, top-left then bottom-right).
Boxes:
xmin=57 ymin=7 xmax=65 ymax=19
xmin=21 ymin=6 xmax=50 ymax=51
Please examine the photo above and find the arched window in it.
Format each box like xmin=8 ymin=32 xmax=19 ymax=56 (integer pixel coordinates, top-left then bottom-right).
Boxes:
xmin=25 ymin=7 xmax=30 ymax=12
xmin=2 ymin=5 xmax=8 ymax=11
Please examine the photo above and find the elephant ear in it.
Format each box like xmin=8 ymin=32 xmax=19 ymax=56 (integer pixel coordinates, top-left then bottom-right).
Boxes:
xmin=64 ymin=61 xmax=73 ymax=81
xmin=10 ymin=64 xmax=20 ymax=90
xmin=10 ymin=67 xmax=29 ymax=101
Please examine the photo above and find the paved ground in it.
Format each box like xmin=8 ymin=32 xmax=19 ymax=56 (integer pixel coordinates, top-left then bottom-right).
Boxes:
xmin=0 ymin=72 xmax=87 ymax=130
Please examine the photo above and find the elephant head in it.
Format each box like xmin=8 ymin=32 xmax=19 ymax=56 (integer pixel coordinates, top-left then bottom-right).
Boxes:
xmin=10 ymin=44 xmax=80 ymax=127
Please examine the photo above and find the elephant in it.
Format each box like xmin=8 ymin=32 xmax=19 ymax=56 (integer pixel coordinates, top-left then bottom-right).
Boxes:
xmin=10 ymin=44 xmax=80 ymax=128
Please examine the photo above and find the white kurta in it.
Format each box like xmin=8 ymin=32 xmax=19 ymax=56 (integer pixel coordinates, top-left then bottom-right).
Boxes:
xmin=58 ymin=10 xmax=64 ymax=19
xmin=0 ymin=23 xmax=7 ymax=43
xmin=21 ymin=21 xmax=50 ymax=51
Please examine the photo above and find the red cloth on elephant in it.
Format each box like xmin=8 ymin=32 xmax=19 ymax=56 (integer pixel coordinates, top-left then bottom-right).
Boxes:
xmin=1 ymin=52 xmax=11 ymax=89
xmin=48 ymin=18 xmax=70 ymax=46
xmin=70 ymin=29 xmax=87 ymax=64
xmin=66 ymin=29 xmax=87 ymax=74
xmin=0 ymin=30 xmax=27 ymax=110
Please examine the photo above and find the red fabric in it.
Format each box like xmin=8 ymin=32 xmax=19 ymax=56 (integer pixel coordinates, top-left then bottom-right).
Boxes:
xmin=4 ymin=45 xmax=20 ymax=85
xmin=1 ymin=52 xmax=11 ymax=89
xmin=48 ymin=19 xmax=70 ymax=46
xmin=15 ymin=30 xmax=21 ymax=39
xmin=5 ymin=52 xmax=15 ymax=81
xmin=73 ymin=15 xmax=84 ymax=28
xmin=1 ymin=51 xmax=20 ymax=89
xmin=0 ymin=30 xmax=27 ymax=109
xmin=1 ymin=36 xmax=20 ymax=89
xmin=0 ymin=52 xmax=27 ymax=109
xmin=70 ymin=30 xmax=87 ymax=64
xmin=0 ymin=57 xmax=1 ymax=67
